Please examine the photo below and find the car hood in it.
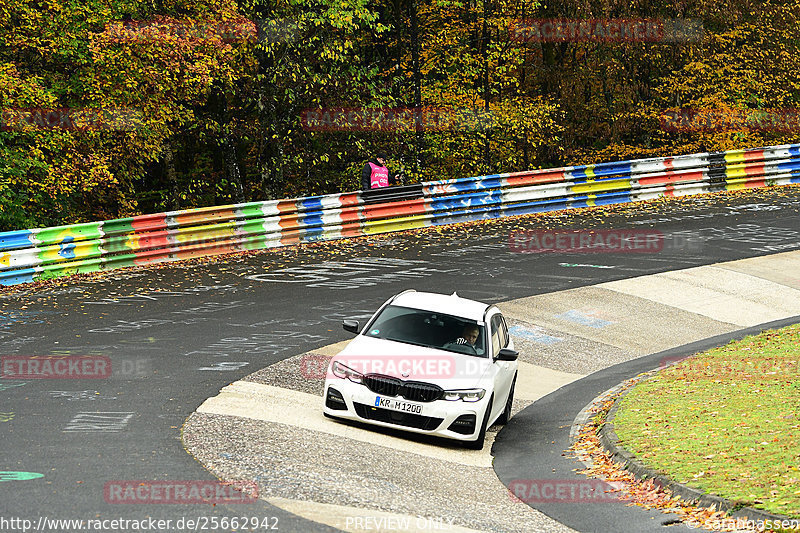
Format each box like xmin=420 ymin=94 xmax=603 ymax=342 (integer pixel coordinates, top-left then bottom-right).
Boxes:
xmin=333 ymin=335 xmax=493 ymax=389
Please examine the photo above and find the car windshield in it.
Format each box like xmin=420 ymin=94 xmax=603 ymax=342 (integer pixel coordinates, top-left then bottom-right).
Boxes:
xmin=364 ymin=305 xmax=487 ymax=357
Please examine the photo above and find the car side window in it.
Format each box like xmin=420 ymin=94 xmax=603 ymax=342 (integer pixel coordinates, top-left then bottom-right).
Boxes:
xmin=499 ymin=315 xmax=509 ymax=348
xmin=490 ymin=315 xmax=502 ymax=356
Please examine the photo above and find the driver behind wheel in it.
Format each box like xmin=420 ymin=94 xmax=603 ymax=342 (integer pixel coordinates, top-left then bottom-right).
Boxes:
xmin=452 ymin=325 xmax=479 ymax=346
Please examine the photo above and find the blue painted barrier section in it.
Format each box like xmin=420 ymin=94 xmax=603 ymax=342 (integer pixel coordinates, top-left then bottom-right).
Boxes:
xmin=0 ymin=268 xmax=36 ymax=285
xmin=299 ymin=197 xmax=324 ymax=212
xmin=2 ymin=142 xmax=799 ymax=287
xmin=777 ymin=160 xmax=800 ymax=171
xmin=0 ymin=230 xmax=33 ymax=252
xmin=502 ymin=198 xmax=570 ymax=216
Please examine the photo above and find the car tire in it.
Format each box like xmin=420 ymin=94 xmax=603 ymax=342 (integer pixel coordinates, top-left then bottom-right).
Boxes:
xmin=464 ymin=396 xmax=493 ymax=450
xmin=497 ymin=374 xmax=516 ymax=425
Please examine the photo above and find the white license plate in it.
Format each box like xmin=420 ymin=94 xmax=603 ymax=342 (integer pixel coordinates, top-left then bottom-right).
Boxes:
xmin=375 ymin=396 xmax=423 ymax=414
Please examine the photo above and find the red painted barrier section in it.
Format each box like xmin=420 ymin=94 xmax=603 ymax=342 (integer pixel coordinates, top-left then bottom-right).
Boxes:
xmin=174 ymin=207 xmax=237 ymax=226
xmin=638 ymin=170 xmax=705 ymax=187
xmin=130 ymin=214 xmax=168 ymax=233
xmin=740 ymin=162 xmax=766 ymax=175
xmin=363 ymin=199 xmax=427 ymax=221
xmin=505 ymin=169 xmax=567 ymax=187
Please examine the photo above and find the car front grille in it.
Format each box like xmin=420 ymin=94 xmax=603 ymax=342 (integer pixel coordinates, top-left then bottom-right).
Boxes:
xmin=363 ymin=374 xmax=401 ymax=397
xmin=353 ymin=402 xmax=444 ymax=431
xmin=363 ymin=374 xmax=443 ymax=402
xmin=401 ymin=381 xmax=444 ymax=402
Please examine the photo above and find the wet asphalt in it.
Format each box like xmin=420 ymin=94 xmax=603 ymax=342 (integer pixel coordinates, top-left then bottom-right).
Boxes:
xmin=1 ymin=187 xmax=799 ymax=532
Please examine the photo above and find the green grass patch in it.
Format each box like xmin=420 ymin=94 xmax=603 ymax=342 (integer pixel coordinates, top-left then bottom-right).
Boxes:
xmin=613 ymin=323 xmax=800 ymax=518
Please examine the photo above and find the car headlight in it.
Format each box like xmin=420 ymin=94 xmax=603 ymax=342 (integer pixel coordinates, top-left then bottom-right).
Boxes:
xmin=331 ymin=361 xmax=364 ymax=384
xmin=442 ymin=388 xmax=485 ymax=402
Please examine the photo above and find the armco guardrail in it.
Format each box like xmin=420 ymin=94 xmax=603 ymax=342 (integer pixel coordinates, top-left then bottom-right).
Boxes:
xmin=2 ymin=143 xmax=799 ymax=286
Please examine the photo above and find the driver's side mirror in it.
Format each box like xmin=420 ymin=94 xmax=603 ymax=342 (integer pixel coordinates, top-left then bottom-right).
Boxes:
xmin=495 ymin=348 xmax=518 ymax=361
xmin=342 ymin=320 xmax=360 ymax=334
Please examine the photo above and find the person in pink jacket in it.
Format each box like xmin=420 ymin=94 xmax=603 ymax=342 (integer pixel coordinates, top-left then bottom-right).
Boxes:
xmin=361 ymin=152 xmax=390 ymax=190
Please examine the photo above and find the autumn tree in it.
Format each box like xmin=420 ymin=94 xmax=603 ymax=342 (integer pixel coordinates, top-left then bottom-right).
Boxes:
xmin=2 ymin=0 xmax=798 ymax=230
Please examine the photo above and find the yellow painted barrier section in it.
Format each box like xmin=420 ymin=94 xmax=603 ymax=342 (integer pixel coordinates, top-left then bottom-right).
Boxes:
xmin=726 ymin=176 xmax=767 ymax=191
xmin=724 ymin=151 xmax=747 ymax=164
xmin=571 ymin=178 xmax=631 ymax=195
xmin=725 ymin=167 xmax=752 ymax=179
xmin=171 ymin=221 xmax=237 ymax=244
xmin=363 ymin=214 xmax=429 ymax=235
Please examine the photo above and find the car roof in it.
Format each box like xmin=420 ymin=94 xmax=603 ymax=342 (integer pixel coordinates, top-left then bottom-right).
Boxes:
xmin=389 ymin=290 xmax=491 ymax=322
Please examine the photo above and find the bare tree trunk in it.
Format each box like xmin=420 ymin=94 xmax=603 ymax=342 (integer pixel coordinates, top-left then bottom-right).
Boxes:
xmin=222 ymin=128 xmax=245 ymax=204
xmin=523 ymin=129 xmax=529 ymax=169
xmin=480 ymin=0 xmax=491 ymax=172
xmin=254 ymin=34 xmax=283 ymax=200
xmin=409 ymin=0 xmax=424 ymax=173
xmin=260 ymin=142 xmax=284 ymax=200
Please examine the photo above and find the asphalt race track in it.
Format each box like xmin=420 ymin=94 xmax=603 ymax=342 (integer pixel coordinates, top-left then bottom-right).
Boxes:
xmin=185 ymin=249 xmax=800 ymax=532
xmin=1 ymin=187 xmax=799 ymax=533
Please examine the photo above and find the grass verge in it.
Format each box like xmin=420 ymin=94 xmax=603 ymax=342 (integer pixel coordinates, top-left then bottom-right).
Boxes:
xmin=613 ymin=323 xmax=800 ymax=518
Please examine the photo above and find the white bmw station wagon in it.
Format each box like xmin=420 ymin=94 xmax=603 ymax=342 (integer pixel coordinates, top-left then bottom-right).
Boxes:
xmin=323 ymin=290 xmax=518 ymax=449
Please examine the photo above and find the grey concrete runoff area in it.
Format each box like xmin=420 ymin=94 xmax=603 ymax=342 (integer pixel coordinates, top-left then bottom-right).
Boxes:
xmin=187 ymin=250 xmax=800 ymax=533
xmin=1 ymin=187 xmax=799 ymax=533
